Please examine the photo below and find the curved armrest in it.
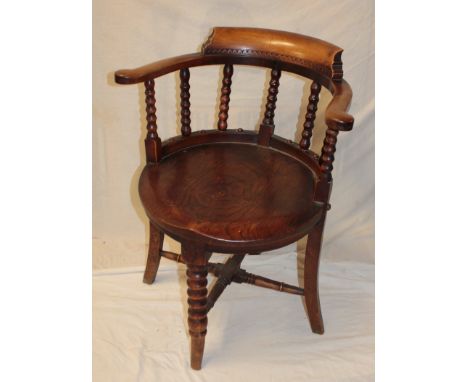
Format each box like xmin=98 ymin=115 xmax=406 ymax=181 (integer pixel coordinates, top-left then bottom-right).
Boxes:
xmin=325 ymin=80 xmax=354 ymax=131
xmin=115 ymin=53 xmax=205 ymax=84
xmin=115 ymin=51 xmax=354 ymax=133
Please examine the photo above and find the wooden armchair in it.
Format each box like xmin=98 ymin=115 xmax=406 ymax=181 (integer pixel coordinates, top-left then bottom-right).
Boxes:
xmin=114 ymin=27 xmax=354 ymax=370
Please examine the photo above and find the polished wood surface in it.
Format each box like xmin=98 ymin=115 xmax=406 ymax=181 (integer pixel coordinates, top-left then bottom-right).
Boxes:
xmin=179 ymin=68 xmax=191 ymax=137
xmin=324 ymin=80 xmax=353 ymax=131
xmin=304 ymin=215 xmax=326 ymax=334
xmin=144 ymin=79 xmax=161 ymax=163
xmin=202 ymin=27 xmax=344 ymax=80
xmin=142 ymin=222 xmax=164 ymax=284
xmin=182 ymin=244 xmax=210 ymax=370
xmin=159 ymin=130 xmax=323 ymax=175
xmin=258 ymin=68 xmax=281 ymax=146
xmin=319 ymin=122 xmax=339 ymax=180
xmin=206 ymin=254 xmax=246 ymax=311
xmin=217 ymin=64 xmax=233 ymax=131
xmin=159 ymin=249 xmax=305 ymax=296
xmin=139 ymin=143 xmax=324 ymax=252
xmin=300 ymin=82 xmax=321 ymax=150
xmin=114 ymin=27 xmax=356 ymax=370
xmin=115 ymin=59 xmax=353 ymax=133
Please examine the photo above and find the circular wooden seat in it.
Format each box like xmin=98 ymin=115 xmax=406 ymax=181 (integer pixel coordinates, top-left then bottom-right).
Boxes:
xmin=139 ymin=142 xmax=324 ymax=252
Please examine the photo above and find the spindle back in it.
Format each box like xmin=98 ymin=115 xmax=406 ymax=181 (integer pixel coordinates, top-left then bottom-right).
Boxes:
xmin=115 ymin=27 xmax=354 ymax=180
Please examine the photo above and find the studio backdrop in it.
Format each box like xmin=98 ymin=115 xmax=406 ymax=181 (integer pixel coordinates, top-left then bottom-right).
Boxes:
xmin=93 ymin=0 xmax=374 ymax=269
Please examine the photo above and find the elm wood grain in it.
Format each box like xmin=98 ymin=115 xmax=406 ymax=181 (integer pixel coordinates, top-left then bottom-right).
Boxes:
xmin=217 ymin=64 xmax=233 ymax=131
xmin=142 ymin=222 xmax=164 ymax=284
xmin=299 ymin=82 xmax=321 ymax=150
xmin=139 ymin=143 xmax=325 ymax=253
xmin=179 ymin=68 xmax=191 ymax=136
xmin=115 ymin=27 xmax=356 ymax=370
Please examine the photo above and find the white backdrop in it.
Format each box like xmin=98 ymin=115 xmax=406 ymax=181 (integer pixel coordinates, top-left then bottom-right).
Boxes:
xmin=93 ymin=0 xmax=374 ymax=269
xmin=93 ymin=2 xmax=374 ymax=379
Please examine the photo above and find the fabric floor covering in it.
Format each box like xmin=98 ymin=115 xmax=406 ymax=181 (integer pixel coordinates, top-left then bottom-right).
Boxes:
xmin=93 ymin=253 xmax=374 ymax=381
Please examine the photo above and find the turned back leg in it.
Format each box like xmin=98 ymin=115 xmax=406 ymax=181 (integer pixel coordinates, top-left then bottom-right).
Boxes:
xmin=143 ymin=221 xmax=164 ymax=284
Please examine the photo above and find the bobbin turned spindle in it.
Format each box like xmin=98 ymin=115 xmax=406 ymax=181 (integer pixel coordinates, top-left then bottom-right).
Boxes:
xmin=258 ymin=68 xmax=281 ymax=146
xmin=217 ymin=64 xmax=233 ymax=131
xmin=180 ymin=68 xmax=191 ymax=136
xmin=319 ymin=124 xmax=339 ymax=180
xmin=144 ymin=79 xmax=161 ymax=163
xmin=300 ymin=81 xmax=321 ymax=150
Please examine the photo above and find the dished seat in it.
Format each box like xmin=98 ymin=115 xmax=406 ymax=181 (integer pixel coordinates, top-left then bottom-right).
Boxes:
xmin=139 ymin=142 xmax=325 ymax=252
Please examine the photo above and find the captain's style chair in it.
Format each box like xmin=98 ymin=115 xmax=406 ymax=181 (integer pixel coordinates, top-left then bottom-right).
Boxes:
xmin=114 ymin=27 xmax=354 ymax=370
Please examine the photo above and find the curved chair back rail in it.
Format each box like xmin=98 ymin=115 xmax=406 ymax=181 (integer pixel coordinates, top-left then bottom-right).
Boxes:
xmin=114 ymin=53 xmax=353 ymax=129
xmin=117 ymin=27 xmax=343 ymax=82
xmin=202 ymin=27 xmax=344 ymax=81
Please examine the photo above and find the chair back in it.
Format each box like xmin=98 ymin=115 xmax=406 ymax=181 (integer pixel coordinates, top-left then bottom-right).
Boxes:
xmin=115 ymin=27 xmax=354 ymax=180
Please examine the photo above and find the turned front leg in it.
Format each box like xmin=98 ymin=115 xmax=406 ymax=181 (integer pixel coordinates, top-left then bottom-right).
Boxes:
xmin=183 ymin=244 xmax=210 ymax=370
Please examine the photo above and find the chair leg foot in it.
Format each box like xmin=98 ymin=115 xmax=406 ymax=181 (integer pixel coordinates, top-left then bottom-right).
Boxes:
xmin=143 ymin=222 xmax=164 ymax=284
xmin=183 ymin=244 xmax=209 ymax=370
xmin=304 ymin=218 xmax=326 ymax=335
xmin=190 ymin=336 xmax=206 ymax=370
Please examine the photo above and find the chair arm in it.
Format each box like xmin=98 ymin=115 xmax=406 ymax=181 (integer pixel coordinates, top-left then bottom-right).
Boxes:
xmin=115 ymin=53 xmax=205 ymax=84
xmin=325 ymin=80 xmax=354 ymax=131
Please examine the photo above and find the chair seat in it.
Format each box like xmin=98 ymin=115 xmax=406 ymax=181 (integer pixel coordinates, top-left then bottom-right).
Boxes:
xmin=139 ymin=142 xmax=324 ymax=252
